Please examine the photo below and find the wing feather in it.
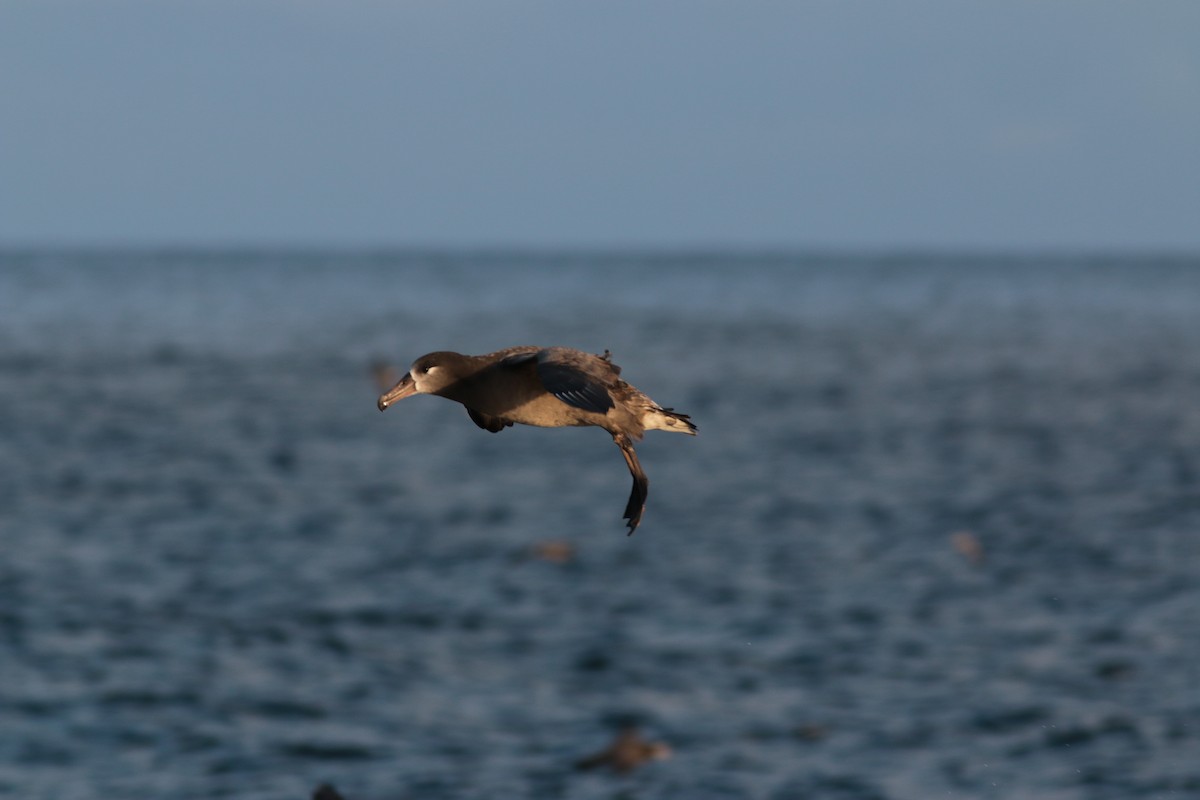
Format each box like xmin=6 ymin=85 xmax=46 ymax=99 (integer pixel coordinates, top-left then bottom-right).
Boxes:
xmin=533 ymin=349 xmax=616 ymax=414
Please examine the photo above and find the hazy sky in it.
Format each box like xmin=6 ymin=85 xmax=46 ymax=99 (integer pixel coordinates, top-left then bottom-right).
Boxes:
xmin=2 ymin=1 xmax=1198 ymax=250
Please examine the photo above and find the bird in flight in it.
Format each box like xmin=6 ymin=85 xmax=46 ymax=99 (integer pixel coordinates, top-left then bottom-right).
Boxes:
xmin=377 ymin=346 xmax=696 ymax=534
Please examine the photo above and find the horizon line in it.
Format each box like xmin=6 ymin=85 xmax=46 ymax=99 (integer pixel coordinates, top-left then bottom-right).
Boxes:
xmin=2 ymin=240 xmax=1199 ymax=261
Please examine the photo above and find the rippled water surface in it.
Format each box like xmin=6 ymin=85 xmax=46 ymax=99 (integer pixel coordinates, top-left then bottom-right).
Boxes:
xmin=1 ymin=252 xmax=1198 ymax=799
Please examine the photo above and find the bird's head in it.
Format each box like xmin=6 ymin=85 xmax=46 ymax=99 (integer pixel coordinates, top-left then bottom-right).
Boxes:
xmin=377 ymin=351 xmax=462 ymax=411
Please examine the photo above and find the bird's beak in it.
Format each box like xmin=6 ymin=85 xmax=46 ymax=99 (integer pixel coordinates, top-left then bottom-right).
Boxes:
xmin=377 ymin=372 xmax=417 ymax=411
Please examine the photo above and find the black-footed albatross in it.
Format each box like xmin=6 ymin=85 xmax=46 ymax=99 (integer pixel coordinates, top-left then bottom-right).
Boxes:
xmin=377 ymin=346 xmax=696 ymax=534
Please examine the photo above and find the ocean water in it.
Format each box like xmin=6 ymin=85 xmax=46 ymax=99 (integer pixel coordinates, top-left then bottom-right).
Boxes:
xmin=1 ymin=251 xmax=1198 ymax=799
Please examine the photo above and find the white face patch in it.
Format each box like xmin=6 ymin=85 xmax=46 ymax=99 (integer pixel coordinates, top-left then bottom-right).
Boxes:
xmin=410 ymin=363 xmax=441 ymax=392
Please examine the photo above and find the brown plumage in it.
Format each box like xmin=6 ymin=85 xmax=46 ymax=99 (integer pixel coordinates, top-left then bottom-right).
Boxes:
xmin=377 ymin=346 xmax=696 ymax=534
xmin=574 ymin=728 xmax=673 ymax=773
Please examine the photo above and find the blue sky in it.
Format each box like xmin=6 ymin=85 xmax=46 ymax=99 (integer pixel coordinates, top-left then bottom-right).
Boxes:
xmin=2 ymin=1 xmax=1197 ymax=250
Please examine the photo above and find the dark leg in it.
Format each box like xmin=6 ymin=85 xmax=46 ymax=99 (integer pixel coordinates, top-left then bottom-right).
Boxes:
xmin=613 ymin=433 xmax=649 ymax=535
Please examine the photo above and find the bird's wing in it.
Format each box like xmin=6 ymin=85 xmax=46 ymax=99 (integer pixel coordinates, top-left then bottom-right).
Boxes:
xmin=466 ymin=407 xmax=513 ymax=433
xmin=531 ymin=348 xmax=616 ymax=414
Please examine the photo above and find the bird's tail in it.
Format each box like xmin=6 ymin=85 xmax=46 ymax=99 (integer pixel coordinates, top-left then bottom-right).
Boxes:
xmin=643 ymin=406 xmax=697 ymax=435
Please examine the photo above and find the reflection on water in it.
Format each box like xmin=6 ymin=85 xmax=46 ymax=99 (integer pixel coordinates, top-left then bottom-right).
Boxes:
xmin=1 ymin=251 xmax=1199 ymax=799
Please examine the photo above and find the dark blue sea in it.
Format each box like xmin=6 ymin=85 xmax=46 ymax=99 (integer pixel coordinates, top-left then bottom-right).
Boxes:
xmin=1 ymin=251 xmax=1198 ymax=799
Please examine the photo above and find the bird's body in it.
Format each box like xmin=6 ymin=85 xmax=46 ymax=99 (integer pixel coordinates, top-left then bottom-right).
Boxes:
xmin=377 ymin=346 xmax=695 ymax=533
xmin=574 ymin=728 xmax=673 ymax=773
